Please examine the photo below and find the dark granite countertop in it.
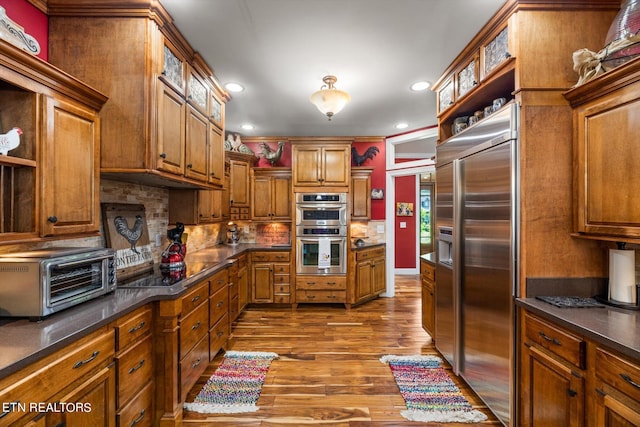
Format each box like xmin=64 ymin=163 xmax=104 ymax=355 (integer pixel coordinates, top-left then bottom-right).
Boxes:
xmin=0 ymin=243 xmax=290 ymax=379
xmin=516 ymin=297 xmax=640 ymax=362
xmin=420 ymin=252 xmax=436 ymax=265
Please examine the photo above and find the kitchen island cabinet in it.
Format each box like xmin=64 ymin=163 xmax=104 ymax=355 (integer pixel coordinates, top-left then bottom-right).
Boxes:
xmin=420 ymin=254 xmax=436 ymax=338
xmin=347 ymin=244 xmax=386 ymax=307
xmin=48 ymin=1 xmax=228 ymax=189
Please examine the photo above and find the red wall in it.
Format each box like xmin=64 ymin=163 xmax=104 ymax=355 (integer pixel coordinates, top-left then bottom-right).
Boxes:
xmin=0 ymin=0 xmax=48 ymax=61
xmin=394 ymin=175 xmax=416 ymax=269
xmin=351 ymin=139 xmax=385 ymax=220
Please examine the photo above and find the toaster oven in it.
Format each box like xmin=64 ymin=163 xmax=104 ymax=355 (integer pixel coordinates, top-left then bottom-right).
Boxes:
xmin=0 ymin=247 xmax=116 ymax=320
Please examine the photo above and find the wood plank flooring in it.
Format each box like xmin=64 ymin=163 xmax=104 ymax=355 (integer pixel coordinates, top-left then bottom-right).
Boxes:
xmin=183 ymin=275 xmax=502 ymax=426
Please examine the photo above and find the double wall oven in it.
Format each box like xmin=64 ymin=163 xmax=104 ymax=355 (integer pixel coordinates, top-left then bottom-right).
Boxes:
xmin=295 ymin=193 xmax=347 ymax=275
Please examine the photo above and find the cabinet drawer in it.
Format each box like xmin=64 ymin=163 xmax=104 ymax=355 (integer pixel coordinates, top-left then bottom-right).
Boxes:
xmin=0 ymin=329 xmax=114 ymax=425
xmin=596 ymin=347 xmax=640 ymax=402
xmin=229 ymin=279 xmax=239 ymax=298
xmin=296 ymin=276 xmax=346 ymax=290
xmin=180 ymin=302 xmax=209 ymax=360
xmin=209 ymin=269 xmax=228 ymax=294
xmin=117 ymin=380 xmax=153 ymax=427
xmin=117 ymin=334 xmax=153 ymax=409
xmin=252 ymin=251 xmax=290 ymax=262
xmin=273 ymin=263 xmax=290 ymax=274
xmin=180 ymin=334 xmax=209 ymax=401
xmin=209 ymin=313 xmax=229 ymax=360
xmin=228 ymin=260 xmax=239 ymax=275
xmin=229 ymin=295 xmax=239 ymax=322
xmin=274 ymin=273 xmax=290 ymax=284
xmin=421 ymin=263 xmax=435 ymax=282
xmin=182 ymin=281 xmax=208 ymax=315
xmin=297 ymin=290 xmax=346 ymax=302
xmin=236 ymin=254 xmax=248 ymax=269
xmin=274 ymin=294 xmax=291 ymax=304
xmin=275 ymin=283 xmax=290 ymax=294
xmin=524 ymin=313 xmax=585 ymax=369
xmin=356 ymin=246 xmax=385 ymax=261
xmin=209 ymin=285 xmax=229 ymax=327
xmin=116 ymin=306 xmax=152 ymax=350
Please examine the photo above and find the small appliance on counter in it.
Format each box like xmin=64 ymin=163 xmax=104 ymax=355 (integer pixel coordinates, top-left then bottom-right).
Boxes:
xmin=161 ymin=222 xmax=186 ymax=272
xmin=0 ymin=247 xmax=116 ymax=320
xmin=596 ymin=242 xmax=640 ymax=310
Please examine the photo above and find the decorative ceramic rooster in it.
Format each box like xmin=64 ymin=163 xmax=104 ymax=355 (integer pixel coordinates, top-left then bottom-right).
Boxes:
xmin=113 ymin=215 xmax=144 ymax=253
xmin=259 ymin=141 xmax=285 ymax=166
xmin=0 ymin=127 xmax=22 ymax=155
xmin=351 ymin=145 xmax=379 ymax=166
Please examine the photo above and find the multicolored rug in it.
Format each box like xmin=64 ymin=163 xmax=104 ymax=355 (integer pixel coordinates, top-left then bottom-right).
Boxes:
xmin=380 ymin=354 xmax=488 ymax=423
xmin=184 ymin=351 xmax=278 ymax=413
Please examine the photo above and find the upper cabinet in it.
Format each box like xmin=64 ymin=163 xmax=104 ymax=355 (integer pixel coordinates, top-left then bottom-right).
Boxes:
xmin=351 ymin=167 xmax=373 ymax=221
xmin=47 ymin=1 xmax=229 ymax=189
xmin=564 ymin=57 xmax=640 ymax=241
xmin=251 ymin=168 xmax=292 ymax=221
xmin=290 ymin=140 xmax=351 ymax=190
xmin=0 ymin=41 xmax=106 ymax=243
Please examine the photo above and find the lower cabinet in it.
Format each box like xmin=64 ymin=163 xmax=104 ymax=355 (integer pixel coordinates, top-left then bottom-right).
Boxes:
xmin=420 ymin=258 xmax=435 ymax=337
xmin=209 ymin=268 xmax=230 ymax=361
xmin=347 ymin=245 xmax=385 ymax=307
xmin=519 ymin=309 xmax=640 ymax=427
xmin=296 ymin=275 xmax=347 ymax=306
xmin=251 ymin=251 xmax=291 ymax=303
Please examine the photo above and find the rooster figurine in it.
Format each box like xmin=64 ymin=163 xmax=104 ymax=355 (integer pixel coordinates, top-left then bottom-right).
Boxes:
xmin=113 ymin=215 xmax=144 ymax=254
xmin=351 ymin=145 xmax=379 ymax=166
xmin=0 ymin=127 xmax=22 ymax=155
xmin=259 ymin=141 xmax=284 ymax=166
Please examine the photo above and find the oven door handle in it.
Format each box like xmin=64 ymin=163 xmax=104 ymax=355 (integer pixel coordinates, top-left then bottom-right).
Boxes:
xmin=55 ymin=255 xmax=112 ymax=268
xmin=296 ymin=204 xmax=346 ymax=210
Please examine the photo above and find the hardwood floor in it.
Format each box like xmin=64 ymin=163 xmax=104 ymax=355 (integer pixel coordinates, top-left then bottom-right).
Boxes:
xmin=183 ymin=275 xmax=502 ymax=426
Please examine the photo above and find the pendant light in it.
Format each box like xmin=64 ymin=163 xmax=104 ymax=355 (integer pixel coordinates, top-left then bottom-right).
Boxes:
xmin=309 ymin=75 xmax=351 ymax=120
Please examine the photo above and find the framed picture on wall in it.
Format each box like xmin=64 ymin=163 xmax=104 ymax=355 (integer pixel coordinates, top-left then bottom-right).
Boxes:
xmin=396 ymin=202 xmax=413 ymax=216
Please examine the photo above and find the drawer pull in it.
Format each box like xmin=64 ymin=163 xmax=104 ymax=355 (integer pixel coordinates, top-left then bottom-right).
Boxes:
xmin=307 ymin=282 xmax=316 ymax=285
xmin=620 ymin=373 xmax=640 ymax=390
xmin=192 ymin=357 xmax=202 ymax=368
xmin=192 ymin=321 xmax=202 ymax=330
xmin=129 ymin=321 xmax=146 ymax=334
xmin=217 ymin=301 xmax=224 ymax=308
xmin=538 ymin=331 xmax=561 ymax=346
xmin=128 ymin=359 xmax=146 ymax=374
xmin=191 ymin=295 xmax=201 ymax=303
xmin=0 ymin=401 xmax=20 ymax=418
xmin=217 ymin=331 xmax=224 ymax=338
xmin=328 ymin=295 xmax=336 ymax=299
xmin=130 ymin=409 xmax=146 ymax=427
xmin=73 ymin=351 xmax=100 ymax=369
xmin=327 ymin=282 xmax=336 ymax=285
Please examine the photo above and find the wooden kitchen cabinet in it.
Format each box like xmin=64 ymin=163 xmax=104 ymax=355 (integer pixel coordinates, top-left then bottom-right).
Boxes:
xmin=348 ymin=245 xmax=385 ymax=306
xmin=564 ymin=57 xmax=640 ymax=241
xmin=209 ymin=268 xmax=230 ymax=361
xmin=251 ymin=168 xmax=292 ymax=221
xmin=0 ymin=41 xmax=106 ymax=243
xmin=48 ymin=4 xmax=228 ymax=189
xmin=296 ymin=275 xmax=347 ymax=307
xmin=351 ymin=167 xmax=372 ymax=220
xmin=420 ymin=257 xmax=435 ymax=337
xmin=227 ymin=151 xmax=253 ymax=220
xmin=290 ymin=140 xmax=351 ymax=189
xmin=251 ymin=251 xmax=291 ymax=303
xmin=236 ymin=253 xmax=249 ymax=312
xmin=593 ymin=348 xmax=640 ymax=426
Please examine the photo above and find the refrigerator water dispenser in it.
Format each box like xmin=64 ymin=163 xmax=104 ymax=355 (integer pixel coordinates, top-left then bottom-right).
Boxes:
xmin=438 ymin=226 xmax=453 ymax=266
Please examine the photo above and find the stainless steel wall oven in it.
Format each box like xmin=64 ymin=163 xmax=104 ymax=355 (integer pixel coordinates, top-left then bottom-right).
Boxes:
xmin=295 ymin=193 xmax=347 ymax=275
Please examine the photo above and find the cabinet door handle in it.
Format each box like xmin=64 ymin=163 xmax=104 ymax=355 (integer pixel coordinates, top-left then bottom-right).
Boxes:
xmin=620 ymin=373 xmax=640 ymax=390
xmin=192 ymin=321 xmax=202 ymax=330
xmin=567 ymin=388 xmax=577 ymax=397
xmin=128 ymin=359 xmax=146 ymax=374
xmin=192 ymin=357 xmax=202 ymax=368
xmin=187 ymin=163 xmax=193 ymax=168
xmin=217 ymin=301 xmax=224 ymax=308
xmin=130 ymin=409 xmax=146 ymax=427
xmin=73 ymin=351 xmax=100 ymax=369
xmin=159 ymin=153 xmax=167 ymax=159
xmin=129 ymin=321 xmax=146 ymax=334
xmin=538 ymin=331 xmax=561 ymax=346
xmin=191 ymin=294 xmax=201 ymax=303
xmin=48 ymin=216 xmax=58 ymax=223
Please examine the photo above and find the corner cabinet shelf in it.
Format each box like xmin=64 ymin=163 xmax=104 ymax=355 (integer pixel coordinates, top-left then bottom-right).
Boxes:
xmin=0 ymin=41 xmax=107 ymax=242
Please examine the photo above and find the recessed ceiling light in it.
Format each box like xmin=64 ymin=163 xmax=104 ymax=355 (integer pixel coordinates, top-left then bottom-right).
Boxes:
xmin=241 ymin=124 xmax=254 ymax=130
xmin=395 ymin=122 xmax=409 ymax=129
xmin=410 ymin=81 xmax=431 ymax=91
xmin=225 ymin=82 xmax=244 ymax=92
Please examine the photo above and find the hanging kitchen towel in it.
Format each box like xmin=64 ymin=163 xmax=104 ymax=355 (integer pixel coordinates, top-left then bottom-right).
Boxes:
xmin=318 ymin=238 xmax=331 ymax=269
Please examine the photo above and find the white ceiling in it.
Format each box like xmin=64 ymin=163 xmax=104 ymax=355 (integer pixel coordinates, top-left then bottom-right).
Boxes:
xmin=160 ymin=0 xmax=506 ymax=138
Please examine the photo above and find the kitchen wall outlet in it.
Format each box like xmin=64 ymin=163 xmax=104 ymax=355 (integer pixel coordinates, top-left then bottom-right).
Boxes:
xmin=155 ymin=233 xmax=163 ymax=247
xmin=399 ymin=222 xmax=407 ymax=229
xmin=376 ymin=225 xmax=384 ymax=234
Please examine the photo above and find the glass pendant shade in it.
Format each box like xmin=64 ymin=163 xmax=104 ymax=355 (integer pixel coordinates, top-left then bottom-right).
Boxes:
xmin=310 ymin=75 xmax=350 ymax=120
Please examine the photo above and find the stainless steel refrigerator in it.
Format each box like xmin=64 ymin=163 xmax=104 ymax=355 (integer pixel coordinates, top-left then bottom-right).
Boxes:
xmin=435 ymin=102 xmax=519 ymax=426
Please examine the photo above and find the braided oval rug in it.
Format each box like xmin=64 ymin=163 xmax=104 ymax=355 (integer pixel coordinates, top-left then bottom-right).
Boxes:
xmin=184 ymin=351 xmax=278 ymax=414
xmin=380 ymin=354 xmax=488 ymax=423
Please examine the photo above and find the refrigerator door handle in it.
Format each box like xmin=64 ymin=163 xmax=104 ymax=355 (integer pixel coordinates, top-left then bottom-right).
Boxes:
xmin=452 ymin=158 xmax=463 ymax=375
